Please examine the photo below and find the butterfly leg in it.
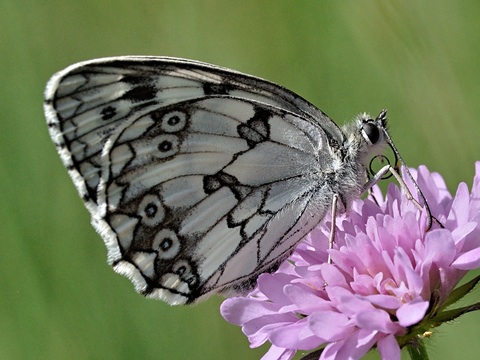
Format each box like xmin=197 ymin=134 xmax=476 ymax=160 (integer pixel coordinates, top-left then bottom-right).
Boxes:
xmin=362 ymin=164 xmax=390 ymax=192
xmin=327 ymin=194 xmax=339 ymax=265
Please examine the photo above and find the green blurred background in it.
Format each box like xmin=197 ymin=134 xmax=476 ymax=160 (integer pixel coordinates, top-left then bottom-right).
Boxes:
xmin=1 ymin=1 xmax=479 ymax=359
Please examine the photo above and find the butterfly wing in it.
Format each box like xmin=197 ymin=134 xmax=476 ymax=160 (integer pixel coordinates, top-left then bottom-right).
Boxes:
xmin=44 ymin=57 xmax=343 ymax=304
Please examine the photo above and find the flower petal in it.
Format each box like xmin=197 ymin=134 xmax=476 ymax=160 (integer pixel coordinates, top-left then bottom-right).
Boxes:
xmin=396 ymin=299 xmax=429 ymax=327
xmin=220 ymin=297 xmax=282 ymax=325
xmin=377 ymin=334 xmax=401 ymax=360
xmin=452 ymin=246 xmax=480 ymax=270
xmin=261 ymin=345 xmax=295 ymax=360
xmin=355 ymin=308 xmax=401 ymax=334
xmin=269 ymin=319 xmax=321 ymax=349
xmin=309 ymin=310 xmax=353 ymax=341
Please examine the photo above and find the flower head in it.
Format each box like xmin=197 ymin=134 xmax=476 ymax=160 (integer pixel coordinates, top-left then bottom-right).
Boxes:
xmin=221 ymin=163 xmax=480 ymax=360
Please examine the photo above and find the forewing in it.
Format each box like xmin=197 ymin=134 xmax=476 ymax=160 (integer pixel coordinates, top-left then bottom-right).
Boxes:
xmin=45 ymin=56 xmax=343 ymax=209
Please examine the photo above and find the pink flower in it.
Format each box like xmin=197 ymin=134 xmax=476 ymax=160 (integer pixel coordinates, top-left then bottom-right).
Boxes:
xmin=221 ymin=163 xmax=480 ymax=360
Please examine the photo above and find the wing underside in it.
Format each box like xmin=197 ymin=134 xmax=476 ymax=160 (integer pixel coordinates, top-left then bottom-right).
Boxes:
xmin=44 ymin=57 xmax=340 ymax=304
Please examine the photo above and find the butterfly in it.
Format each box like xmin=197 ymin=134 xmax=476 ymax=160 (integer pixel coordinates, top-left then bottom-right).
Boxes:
xmin=44 ymin=56 xmax=425 ymax=305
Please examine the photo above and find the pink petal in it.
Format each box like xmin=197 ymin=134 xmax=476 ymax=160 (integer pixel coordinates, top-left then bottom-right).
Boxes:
xmin=451 ymin=222 xmax=477 ymax=247
xmin=309 ymin=311 xmax=353 ymax=341
xmin=334 ymin=329 xmax=377 ymax=360
xmin=283 ymin=284 xmax=330 ymax=314
xmin=355 ymin=309 xmax=400 ymax=334
xmin=377 ymin=334 xmax=401 ymax=360
xmin=423 ymin=229 xmax=456 ymax=266
xmin=261 ymin=345 xmax=295 ymax=360
xmin=244 ymin=316 xmax=297 ymax=347
xmin=448 ymin=183 xmax=470 ymax=226
xmin=320 ymin=264 xmax=349 ymax=288
xmin=452 ymin=247 xmax=480 ymax=269
xmin=220 ymin=297 xmax=281 ymax=324
xmin=257 ymin=273 xmax=298 ymax=306
xmin=396 ymin=299 xmax=429 ymax=327
xmin=321 ymin=341 xmax=344 ymax=360
xmin=269 ymin=320 xmax=321 ymax=350
xmin=365 ymin=294 xmax=402 ymax=309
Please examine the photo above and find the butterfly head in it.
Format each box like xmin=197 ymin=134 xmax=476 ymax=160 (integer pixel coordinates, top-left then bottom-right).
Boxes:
xmin=343 ymin=109 xmax=390 ymax=164
xmin=359 ymin=109 xmax=388 ymax=148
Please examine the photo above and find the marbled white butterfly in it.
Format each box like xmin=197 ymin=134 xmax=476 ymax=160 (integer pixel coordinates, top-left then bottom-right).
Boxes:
xmin=44 ymin=57 xmax=429 ymax=305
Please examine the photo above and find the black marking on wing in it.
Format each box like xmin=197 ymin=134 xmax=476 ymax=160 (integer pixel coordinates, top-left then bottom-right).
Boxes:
xmin=121 ymin=75 xmax=155 ymax=85
xmin=237 ymin=107 xmax=272 ymax=147
xmin=203 ymin=171 xmax=252 ymax=200
xmin=101 ymin=106 xmax=117 ymax=120
xmin=120 ymin=85 xmax=158 ymax=103
xmin=203 ymin=82 xmax=232 ymax=95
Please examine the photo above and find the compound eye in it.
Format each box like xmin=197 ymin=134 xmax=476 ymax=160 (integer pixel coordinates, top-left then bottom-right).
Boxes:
xmin=362 ymin=122 xmax=380 ymax=144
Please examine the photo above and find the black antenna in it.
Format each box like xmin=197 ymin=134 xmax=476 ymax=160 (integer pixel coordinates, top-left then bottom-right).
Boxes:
xmin=378 ymin=112 xmax=435 ymax=231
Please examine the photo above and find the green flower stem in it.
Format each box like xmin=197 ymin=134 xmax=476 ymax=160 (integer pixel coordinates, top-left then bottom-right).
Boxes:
xmin=406 ymin=338 xmax=430 ymax=360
